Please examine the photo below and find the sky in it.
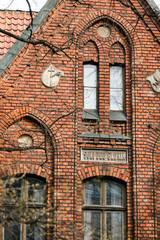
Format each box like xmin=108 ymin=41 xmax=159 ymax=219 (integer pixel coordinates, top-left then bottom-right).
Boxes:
xmin=0 ymin=0 xmax=159 ymax=11
xmin=154 ymin=0 xmax=160 ymax=7
xmin=0 ymin=0 xmax=48 ymax=11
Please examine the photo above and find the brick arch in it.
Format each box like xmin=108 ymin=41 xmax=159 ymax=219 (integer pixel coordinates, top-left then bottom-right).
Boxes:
xmin=0 ymin=106 xmax=63 ymax=149
xmin=109 ymin=41 xmax=125 ymax=64
xmin=79 ymin=36 xmax=103 ymax=56
xmin=74 ymin=9 xmax=141 ymax=57
xmin=145 ymin=126 xmax=160 ymax=158
xmin=77 ymin=165 xmax=130 ymax=183
xmin=0 ymin=162 xmax=50 ymax=179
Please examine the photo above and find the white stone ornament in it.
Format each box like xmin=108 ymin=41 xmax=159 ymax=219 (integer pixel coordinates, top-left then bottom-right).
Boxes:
xmin=41 ymin=64 xmax=64 ymax=88
xmin=146 ymin=69 xmax=160 ymax=93
xmin=18 ymin=135 xmax=33 ymax=148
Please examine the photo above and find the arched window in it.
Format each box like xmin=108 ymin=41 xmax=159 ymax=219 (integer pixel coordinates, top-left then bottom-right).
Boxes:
xmin=83 ymin=178 xmax=126 ymax=240
xmin=3 ymin=175 xmax=46 ymax=240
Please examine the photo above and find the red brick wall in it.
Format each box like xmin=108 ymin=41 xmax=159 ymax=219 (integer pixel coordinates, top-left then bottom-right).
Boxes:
xmin=0 ymin=0 xmax=159 ymax=239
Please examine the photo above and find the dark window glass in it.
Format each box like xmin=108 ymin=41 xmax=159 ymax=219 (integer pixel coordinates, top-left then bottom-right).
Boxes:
xmin=85 ymin=181 xmax=101 ymax=205
xmin=27 ymin=177 xmax=45 ymax=203
xmin=26 ymin=224 xmax=43 ymax=240
xmin=106 ymin=212 xmax=123 ymax=240
xmin=84 ymin=211 xmax=101 ymax=240
xmin=106 ymin=181 xmax=122 ymax=206
xmin=4 ymin=222 xmax=20 ymax=240
xmin=5 ymin=177 xmax=22 ymax=200
xmin=3 ymin=176 xmax=45 ymax=240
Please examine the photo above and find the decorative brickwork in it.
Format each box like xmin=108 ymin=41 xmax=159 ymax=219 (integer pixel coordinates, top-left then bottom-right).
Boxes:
xmin=0 ymin=0 xmax=159 ymax=239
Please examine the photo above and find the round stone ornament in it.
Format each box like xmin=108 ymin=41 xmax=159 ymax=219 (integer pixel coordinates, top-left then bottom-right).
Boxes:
xmin=18 ymin=135 xmax=33 ymax=148
xmin=41 ymin=64 xmax=64 ymax=88
xmin=97 ymin=25 xmax=111 ymax=38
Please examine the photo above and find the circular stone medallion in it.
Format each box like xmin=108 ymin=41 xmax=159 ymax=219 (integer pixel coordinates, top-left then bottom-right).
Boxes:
xmin=18 ymin=135 xmax=33 ymax=148
xmin=97 ymin=25 xmax=111 ymax=38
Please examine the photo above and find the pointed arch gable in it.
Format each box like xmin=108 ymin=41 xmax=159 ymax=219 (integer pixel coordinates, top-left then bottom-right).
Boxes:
xmin=74 ymin=9 xmax=141 ymax=57
xmin=0 ymin=106 xmax=63 ymax=148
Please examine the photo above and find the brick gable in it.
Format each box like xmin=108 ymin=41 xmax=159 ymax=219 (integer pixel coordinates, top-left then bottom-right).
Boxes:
xmin=0 ymin=0 xmax=159 ymax=239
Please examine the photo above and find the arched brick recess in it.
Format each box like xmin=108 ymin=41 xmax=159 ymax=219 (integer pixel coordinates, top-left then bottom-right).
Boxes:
xmin=145 ymin=126 xmax=160 ymax=158
xmin=77 ymin=165 xmax=130 ymax=182
xmin=79 ymin=36 xmax=103 ymax=56
xmin=74 ymin=9 xmax=141 ymax=57
xmin=77 ymin=22 xmax=131 ymax=61
xmin=0 ymin=106 xmax=63 ymax=149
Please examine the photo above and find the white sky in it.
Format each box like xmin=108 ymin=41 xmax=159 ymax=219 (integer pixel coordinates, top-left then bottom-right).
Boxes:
xmin=154 ymin=0 xmax=160 ymax=7
xmin=0 ymin=0 xmax=48 ymax=11
xmin=0 ymin=0 xmax=159 ymax=11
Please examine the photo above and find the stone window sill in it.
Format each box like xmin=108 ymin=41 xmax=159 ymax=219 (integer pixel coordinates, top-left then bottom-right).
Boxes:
xmin=82 ymin=110 xmax=99 ymax=120
xmin=109 ymin=111 xmax=127 ymax=122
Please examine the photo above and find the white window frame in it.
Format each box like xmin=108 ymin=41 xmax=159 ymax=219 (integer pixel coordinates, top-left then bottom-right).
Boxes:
xmin=83 ymin=63 xmax=98 ymax=111
xmin=110 ymin=65 xmax=125 ymax=112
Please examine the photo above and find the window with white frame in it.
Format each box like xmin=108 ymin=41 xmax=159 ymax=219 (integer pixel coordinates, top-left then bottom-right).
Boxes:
xmin=83 ymin=63 xmax=98 ymax=111
xmin=110 ymin=65 xmax=124 ymax=111
xmin=83 ymin=178 xmax=126 ymax=240
xmin=3 ymin=175 xmax=46 ymax=240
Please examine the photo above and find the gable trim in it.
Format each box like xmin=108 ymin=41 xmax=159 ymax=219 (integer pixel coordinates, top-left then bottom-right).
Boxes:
xmin=0 ymin=0 xmax=60 ymax=77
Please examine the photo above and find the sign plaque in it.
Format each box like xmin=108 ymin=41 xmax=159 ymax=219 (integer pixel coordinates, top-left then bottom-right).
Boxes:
xmin=81 ymin=148 xmax=128 ymax=163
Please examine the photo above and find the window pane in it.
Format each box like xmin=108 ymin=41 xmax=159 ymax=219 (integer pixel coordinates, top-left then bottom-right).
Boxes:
xmin=110 ymin=66 xmax=122 ymax=88
xmin=27 ymin=178 xmax=45 ymax=203
xmin=110 ymin=89 xmax=123 ymax=111
xmin=84 ymin=87 xmax=97 ymax=109
xmin=84 ymin=211 xmax=101 ymax=240
xmin=106 ymin=212 xmax=123 ymax=240
xmin=106 ymin=181 xmax=122 ymax=206
xmin=4 ymin=222 xmax=20 ymax=240
xmin=85 ymin=181 xmax=101 ymax=205
xmin=4 ymin=177 xmax=22 ymax=201
xmin=84 ymin=65 xmax=97 ymax=87
xmin=110 ymin=65 xmax=123 ymax=111
xmin=26 ymin=225 xmax=43 ymax=240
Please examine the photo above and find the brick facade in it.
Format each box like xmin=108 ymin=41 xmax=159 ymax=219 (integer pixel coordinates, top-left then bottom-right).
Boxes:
xmin=0 ymin=0 xmax=159 ymax=239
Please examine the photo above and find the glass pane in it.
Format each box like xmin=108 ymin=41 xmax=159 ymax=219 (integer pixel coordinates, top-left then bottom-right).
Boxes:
xmin=27 ymin=178 xmax=45 ymax=203
xmin=26 ymin=225 xmax=43 ymax=240
xmin=106 ymin=181 xmax=122 ymax=206
xmin=85 ymin=181 xmax=101 ymax=205
xmin=110 ymin=89 xmax=123 ymax=111
xmin=4 ymin=222 xmax=20 ymax=240
xmin=106 ymin=212 xmax=123 ymax=240
xmin=110 ymin=66 xmax=122 ymax=88
xmin=84 ymin=211 xmax=101 ymax=240
xmin=84 ymin=87 xmax=97 ymax=109
xmin=84 ymin=64 xmax=97 ymax=87
xmin=4 ymin=177 xmax=22 ymax=201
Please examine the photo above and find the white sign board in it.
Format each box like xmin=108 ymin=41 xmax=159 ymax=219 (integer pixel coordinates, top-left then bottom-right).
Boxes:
xmin=81 ymin=148 xmax=128 ymax=163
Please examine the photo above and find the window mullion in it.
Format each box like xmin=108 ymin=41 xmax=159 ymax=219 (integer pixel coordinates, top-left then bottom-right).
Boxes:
xmin=22 ymin=223 xmax=26 ymax=240
xmin=22 ymin=178 xmax=26 ymax=240
xmin=102 ymin=180 xmax=105 ymax=240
